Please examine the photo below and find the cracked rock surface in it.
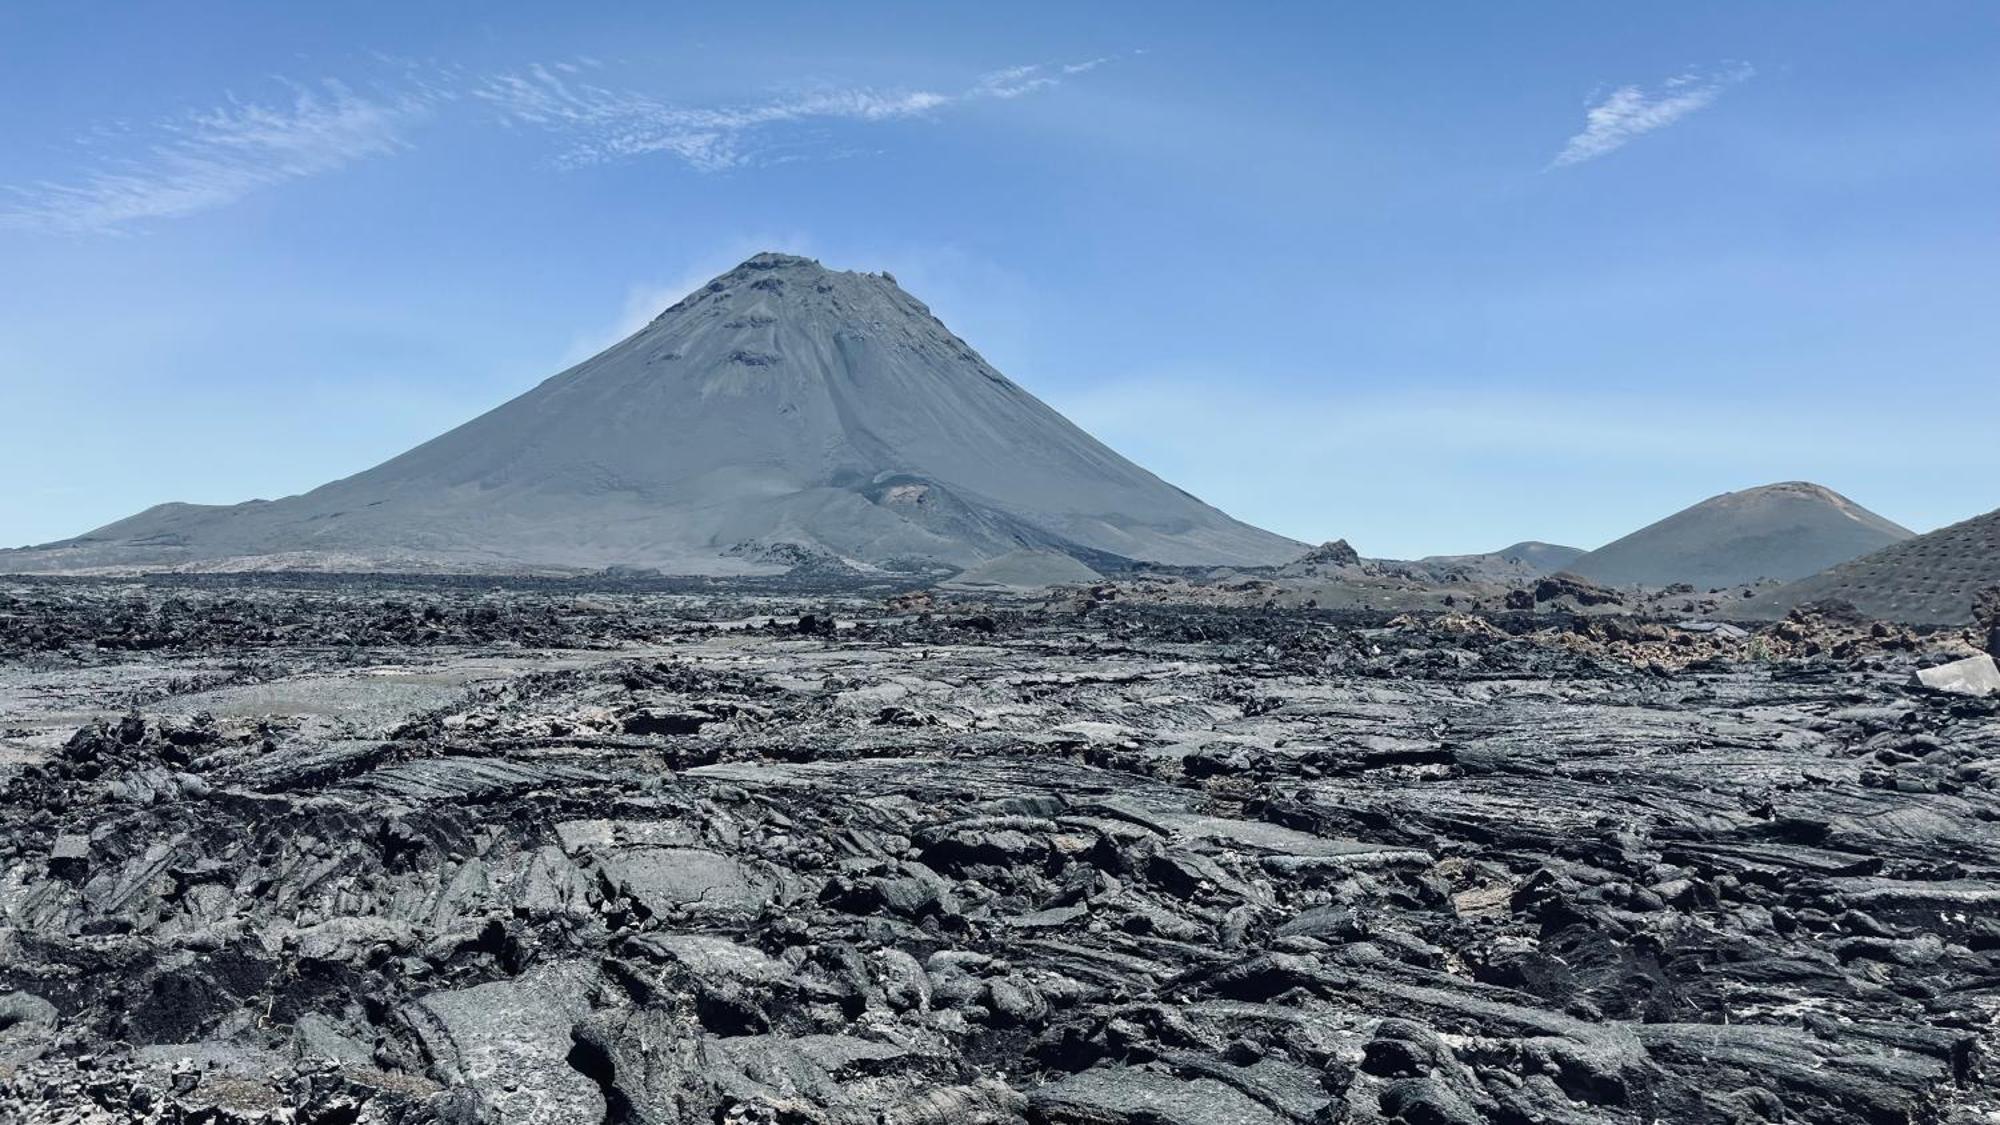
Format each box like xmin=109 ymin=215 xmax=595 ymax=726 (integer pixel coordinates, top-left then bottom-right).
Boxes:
xmin=2 ymin=576 xmax=1998 ymax=1123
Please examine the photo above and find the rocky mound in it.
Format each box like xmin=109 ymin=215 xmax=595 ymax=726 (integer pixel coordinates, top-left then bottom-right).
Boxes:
xmin=1566 ymin=481 xmax=1912 ymax=589
xmin=1738 ymin=505 xmax=2000 ymax=624
xmin=1279 ymin=539 xmax=1363 ymax=577
xmin=1506 ymin=570 xmax=1626 ymax=611
xmin=3 ymin=254 xmax=1301 ymax=576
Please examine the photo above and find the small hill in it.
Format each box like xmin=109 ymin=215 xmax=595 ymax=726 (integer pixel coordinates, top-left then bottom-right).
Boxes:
xmin=1279 ymin=540 xmax=1363 ymax=577
xmin=1487 ymin=541 xmax=1587 ymax=574
xmin=1737 ymin=505 xmax=2000 ymax=624
xmin=1566 ymin=482 xmax=1913 ymax=589
xmin=1417 ymin=541 xmax=1584 ymax=581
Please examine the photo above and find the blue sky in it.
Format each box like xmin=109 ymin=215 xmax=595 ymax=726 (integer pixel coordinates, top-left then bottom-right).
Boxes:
xmin=3 ymin=2 xmax=1996 ymax=557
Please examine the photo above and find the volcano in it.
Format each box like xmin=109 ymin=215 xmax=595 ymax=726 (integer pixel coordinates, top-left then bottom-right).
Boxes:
xmin=1565 ymin=481 xmax=1913 ymax=589
xmin=6 ymin=254 xmax=1302 ymax=575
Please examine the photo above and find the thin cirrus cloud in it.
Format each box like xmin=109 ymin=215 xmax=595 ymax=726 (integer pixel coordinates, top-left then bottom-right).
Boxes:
xmin=2 ymin=81 xmax=436 ymax=234
xmin=471 ymin=58 xmax=1112 ymax=171
xmin=3 ymin=57 xmax=1115 ymax=235
xmin=1550 ymin=62 xmax=1754 ymax=168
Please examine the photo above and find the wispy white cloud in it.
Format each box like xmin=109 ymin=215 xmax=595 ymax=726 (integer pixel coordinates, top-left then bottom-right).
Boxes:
xmin=1550 ymin=62 xmax=1753 ymax=168
xmin=3 ymin=81 xmax=433 ymax=234
xmin=475 ymin=55 xmax=1117 ymax=171
xmin=971 ymin=64 xmax=1058 ymax=99
xmin=472 ymin=64 xmax=953 ymax=171
xmin=5 ymin=55 xmax=1116 ymax=233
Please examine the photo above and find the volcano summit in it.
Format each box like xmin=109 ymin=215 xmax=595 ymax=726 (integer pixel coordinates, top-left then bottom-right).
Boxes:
xmin=1565 ymin=481 xmax=1912 ymax=589
xmin=7 ymin=254 xmax=1301 ymax=576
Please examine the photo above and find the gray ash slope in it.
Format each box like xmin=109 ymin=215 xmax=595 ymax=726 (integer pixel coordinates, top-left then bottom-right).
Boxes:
xmin=5 ymin=253 xmax=1301 ymax=576
xmin=1566 ymin=481 xmax=1912 ymax=588
xmin=1741 ymin=504 xmax=2000 ymax=624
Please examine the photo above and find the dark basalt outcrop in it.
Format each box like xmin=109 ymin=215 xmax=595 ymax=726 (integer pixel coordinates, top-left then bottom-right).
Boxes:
xmin=1530 ymin=570 xmax=1625 ymax=607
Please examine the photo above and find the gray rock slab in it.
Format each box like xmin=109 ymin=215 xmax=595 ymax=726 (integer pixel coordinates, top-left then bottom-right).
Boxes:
xmin=406 ymin=959 xmax=602 ymax=1125
xmin=1913 ymin=652 xmax=2000 ymax=696
xmin=1029 ymin=1065 xmax=1289 ymax=1125
xmin=595 ymin=845 xmax=776 ymax=916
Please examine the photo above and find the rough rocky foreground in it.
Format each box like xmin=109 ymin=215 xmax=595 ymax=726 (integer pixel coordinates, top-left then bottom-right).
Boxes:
xmin=2 ymin=577 xmax=1998 ymax=1124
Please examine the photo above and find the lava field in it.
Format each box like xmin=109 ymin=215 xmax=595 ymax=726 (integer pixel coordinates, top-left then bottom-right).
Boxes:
xmin=2 ymin=577 xmax=1997 ymax=1123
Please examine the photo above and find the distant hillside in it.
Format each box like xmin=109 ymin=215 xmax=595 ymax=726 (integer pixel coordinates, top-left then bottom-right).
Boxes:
xmin=1566 ymin=482 xmax=1912 ymax=588
xmin=1736 ymin=505 xmax=2000 ymax=624
xmin=1417 ymin=541 xmax=1584 ymax=581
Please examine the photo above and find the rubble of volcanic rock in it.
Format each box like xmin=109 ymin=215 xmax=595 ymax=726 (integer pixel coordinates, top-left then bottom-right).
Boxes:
xmin=2 ymin=576 xmax=1999 ymax=1123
